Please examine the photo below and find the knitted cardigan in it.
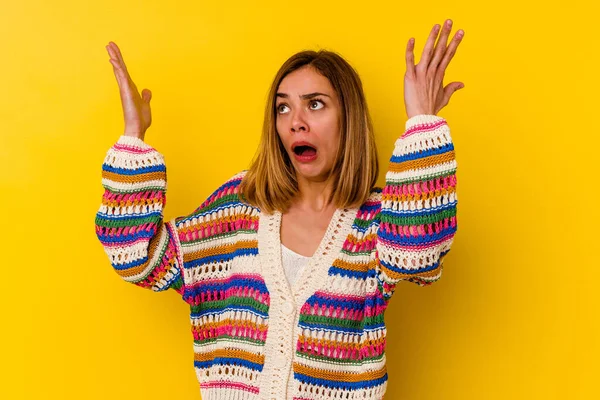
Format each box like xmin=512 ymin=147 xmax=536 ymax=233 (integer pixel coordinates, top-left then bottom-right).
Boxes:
xmin=95 ymin=114 xmax=458 ymax=400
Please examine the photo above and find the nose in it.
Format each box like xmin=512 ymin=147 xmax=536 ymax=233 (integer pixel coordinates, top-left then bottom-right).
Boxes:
xmin=290 ymin=109 xmax=308 ymax=133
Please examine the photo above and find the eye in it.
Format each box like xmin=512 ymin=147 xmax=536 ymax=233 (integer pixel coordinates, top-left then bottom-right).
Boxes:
xmin=276 ymin=103 xmax=290 ymax=114
xmin=309 ymin=99 xmax=325 ymax=110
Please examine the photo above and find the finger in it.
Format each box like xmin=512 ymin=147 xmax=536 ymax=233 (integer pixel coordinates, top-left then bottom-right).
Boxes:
xmin=438 ymin=30 xmax=464 ymax=74
xmin=108 ymin=42 xmax=130 ymax=76
xmin=108 ymin=58 xmax=128 ymax=86
xmin=405 ymin=37 xmax=416 ymax=79
xmin=106 ymin=44 xmax=127 ymax=75
xmin=430 ymin=19 xmax=453 ymax=69
xmin=440 ymin=82 xmax=464 ymax=108
xmin=417 ymin=24 xmax=441 ymax=71
xmin=141 ymin=89 xmax=152 ymax=103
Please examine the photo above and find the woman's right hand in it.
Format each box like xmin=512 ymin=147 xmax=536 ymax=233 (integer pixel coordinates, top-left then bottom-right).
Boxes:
xmin=106 ymin=42 xmax=152 ymax=140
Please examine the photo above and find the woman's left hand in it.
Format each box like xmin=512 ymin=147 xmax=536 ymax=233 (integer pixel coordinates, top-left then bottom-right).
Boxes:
xmin=404 ymin=19 xmax=465 ymax=118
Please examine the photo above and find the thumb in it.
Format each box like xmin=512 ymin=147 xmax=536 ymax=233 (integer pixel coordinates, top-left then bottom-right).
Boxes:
xmin=141 ymin=88 xmax=152 ymax=103
xmin=438 ymin=82 xmax=464 ymax=112
xmin=444 ymin=82 xmax=464 ymax=99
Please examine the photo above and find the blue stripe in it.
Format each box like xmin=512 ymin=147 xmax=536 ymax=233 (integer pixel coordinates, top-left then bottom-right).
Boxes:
xmin=358 ymin=202 xmax=381 ymax=212
xmin=190 ymin=277 xmax=268 ymax=294
xmin=328 ymin=266 xmax=368 ymax=280
xmin=111 ymin=254 xmax=150 ymax=271
xmin=194 ymin=357 xmax=263 ymax=371
xmin=96 ymin=211 xmax=162 ymax=221
xmin=102 ymin=164 xmax=166 ymax=175
xmin=294 ymin=372 xmax=387 ymax=390
xmin=377 ymin=224 xmax=457 ymax=246
xmin=306 ymin=295 xmax=365 ymax=311
xmin=96 ymin=228 xmax=156 ymax=245
xmin=351 ymin=223 xmax=372 ymax=234
xmin=390 ymin=142 xmax=454 ymax=163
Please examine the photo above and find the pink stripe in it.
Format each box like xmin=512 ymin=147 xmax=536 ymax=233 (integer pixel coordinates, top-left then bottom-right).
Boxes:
xmin=313 ymin=291 xmax=369 ymax=303
xmin=402 ymin=119 xmax=447 ymax=138
xmin=382 ymin=174 xmax=456 ymax=196
xmin=200 ymin=381 xmax=259 ymax=394
xmin=113 ymin=143 xmax=155 ymax=154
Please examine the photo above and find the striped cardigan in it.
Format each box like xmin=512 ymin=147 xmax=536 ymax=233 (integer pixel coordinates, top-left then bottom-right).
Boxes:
xmin=95 ymin=114 xmax=458 ymax=400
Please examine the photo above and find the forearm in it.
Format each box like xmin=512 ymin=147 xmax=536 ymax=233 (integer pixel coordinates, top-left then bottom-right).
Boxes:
xmin=376 ymin=114 xmax=458 ymax=293
xmin=95 ymin=135 xmax=184 ymax=293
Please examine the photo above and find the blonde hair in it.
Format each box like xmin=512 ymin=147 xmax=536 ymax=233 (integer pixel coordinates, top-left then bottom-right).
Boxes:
xmin=239 ymin=50 xmax=379 ymax=213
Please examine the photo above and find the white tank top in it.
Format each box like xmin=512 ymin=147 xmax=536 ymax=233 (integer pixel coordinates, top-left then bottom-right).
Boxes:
xmin=281 ymin=243 xmax=311 ymax=286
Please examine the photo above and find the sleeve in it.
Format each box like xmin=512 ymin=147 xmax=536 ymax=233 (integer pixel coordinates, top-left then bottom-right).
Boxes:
xmin=94 ymin=135 xmax=186 ymax=295
xmin=375 ymin=114 xmax=458 ymax=300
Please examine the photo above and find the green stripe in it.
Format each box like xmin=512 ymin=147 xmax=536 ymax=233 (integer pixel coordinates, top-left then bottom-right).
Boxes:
xmin=194 ymin=335 xmax=265 ymax=347
xmin=353 ymin=218 xmax=372 ymax=229
xmin=299 ymin=314 xmax=384 ymax=329
xmin=170 ymin=275 xmax=183 ymax=291
xmin=95 ymin=214 xmax=160 ymax=228
xmin=380 ymin=207 xmax=456 ymax=226
xmin=340 ymin=249 xmax=372 ymax=257
xmin=295 ymin=351 xmax=384 ymax=365
xmin=191 ymin=297 xmax=269 ymax=314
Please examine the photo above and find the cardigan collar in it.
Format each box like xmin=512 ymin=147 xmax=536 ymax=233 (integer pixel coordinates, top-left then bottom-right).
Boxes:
xmin=257 ymin=206 xmax=358 ymax=307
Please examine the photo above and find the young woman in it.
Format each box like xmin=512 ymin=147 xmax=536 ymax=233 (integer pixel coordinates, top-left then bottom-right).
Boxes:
xmin=96 ymin=19 xmax=463 ymax=400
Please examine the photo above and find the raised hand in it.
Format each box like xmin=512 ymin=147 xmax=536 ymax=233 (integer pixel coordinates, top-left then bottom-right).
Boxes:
xmin=105 ymin=42 xmax=153 ymax=140
xmin=404 ymin=19 xmax=465 ymax=118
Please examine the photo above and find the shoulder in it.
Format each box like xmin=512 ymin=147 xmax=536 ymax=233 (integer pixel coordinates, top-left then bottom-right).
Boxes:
xmin=348 ymin=187 xmax=382 ymax=229
xmin=174 ymin=170 xmax=257 ymax=227
xmin=360 ymin=187 xmax=382 ymax=211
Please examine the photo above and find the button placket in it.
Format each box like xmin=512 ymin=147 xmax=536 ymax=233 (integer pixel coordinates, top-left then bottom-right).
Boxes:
xmin=282 ymin=300 xmax=295 ymax=315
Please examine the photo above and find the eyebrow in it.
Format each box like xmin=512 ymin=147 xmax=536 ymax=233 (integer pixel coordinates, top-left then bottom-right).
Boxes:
xmin=276 ymin=92 xmax=331 ymax=100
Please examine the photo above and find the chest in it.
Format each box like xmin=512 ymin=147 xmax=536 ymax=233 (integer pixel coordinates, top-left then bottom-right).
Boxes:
xmin=280 ymin=208 xmax=336 ymax=257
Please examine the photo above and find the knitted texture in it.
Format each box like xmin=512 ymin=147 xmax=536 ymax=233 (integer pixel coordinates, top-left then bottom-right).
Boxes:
xmin=95 ymin=114 xmax=458 ymax=400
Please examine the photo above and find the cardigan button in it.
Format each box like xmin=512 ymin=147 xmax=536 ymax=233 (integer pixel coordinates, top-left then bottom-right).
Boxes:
xmin=282 ymin=301 xmax=295 ymax=315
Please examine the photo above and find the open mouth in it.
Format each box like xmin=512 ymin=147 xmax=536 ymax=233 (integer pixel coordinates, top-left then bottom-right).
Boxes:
xmin=292 ymin=142 xmax=317 ymax=157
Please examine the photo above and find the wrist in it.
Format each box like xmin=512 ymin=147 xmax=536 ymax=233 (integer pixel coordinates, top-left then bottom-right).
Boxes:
xmin=123 ymin=131 xmax=145 ymax=141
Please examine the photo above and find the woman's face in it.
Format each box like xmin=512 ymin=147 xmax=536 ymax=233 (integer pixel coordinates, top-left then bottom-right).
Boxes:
xmin=275 ymin=65 xmax=341 ymax=183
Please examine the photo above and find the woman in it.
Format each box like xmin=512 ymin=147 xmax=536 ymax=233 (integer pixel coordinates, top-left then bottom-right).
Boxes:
xmin=96 ymin=19 xmax=463 ymax=400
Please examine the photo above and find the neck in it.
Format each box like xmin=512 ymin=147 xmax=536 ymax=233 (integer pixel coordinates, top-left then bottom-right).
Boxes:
xmin=293 ymin=174 xmax=336 ymax=213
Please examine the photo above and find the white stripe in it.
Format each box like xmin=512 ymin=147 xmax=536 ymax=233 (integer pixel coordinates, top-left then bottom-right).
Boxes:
xmin=104 ymin=147 xmax=165 ymax=169
xmin=385 ymin=159 xmax=457 ymax=183
xmin=296 ymin=352 xmax=387 ymax=374
xmin=101 ymin=177 xmax=166 ymax=191
xmin=97 ymin=200 xmax=164 ymax=216
xmin=392 ymin=124 xmax=452 ymax=157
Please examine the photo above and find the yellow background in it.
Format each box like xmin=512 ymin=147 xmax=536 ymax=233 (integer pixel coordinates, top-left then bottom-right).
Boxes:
xmin=1 ymin=0 xmax=597 ymax=398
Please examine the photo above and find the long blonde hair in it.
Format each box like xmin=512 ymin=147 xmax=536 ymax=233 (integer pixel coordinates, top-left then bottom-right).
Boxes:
xmin=239 ymin=50 xmax=379 ymax=213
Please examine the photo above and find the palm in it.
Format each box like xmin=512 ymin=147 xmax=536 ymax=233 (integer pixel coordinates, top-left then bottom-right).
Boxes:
xmin=105 ymin=42 xmax=153 ymax=139
xmin=404 ymin=20 xmax=465 ymax=118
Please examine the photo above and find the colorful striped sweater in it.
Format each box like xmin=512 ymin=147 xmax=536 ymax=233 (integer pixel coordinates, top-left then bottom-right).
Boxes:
xmin=95 ymin=114 xmax=458 ymax=400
